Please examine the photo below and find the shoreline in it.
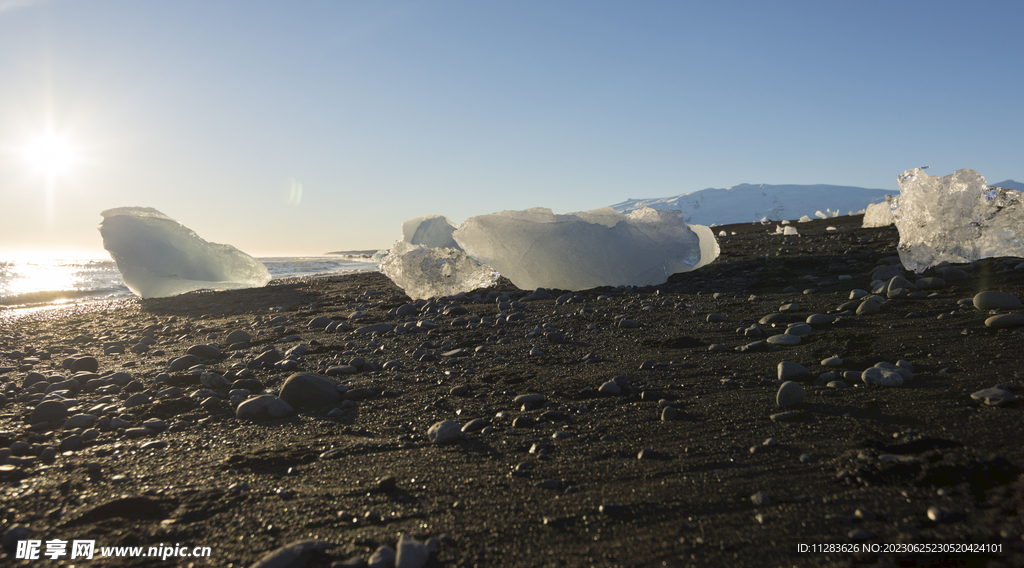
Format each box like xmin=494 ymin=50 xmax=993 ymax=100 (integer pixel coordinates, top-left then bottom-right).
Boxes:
xmin=1 ymin=215 xmax=1023 ymax=566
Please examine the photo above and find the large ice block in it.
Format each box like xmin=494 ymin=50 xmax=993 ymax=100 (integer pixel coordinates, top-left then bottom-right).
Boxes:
xmin=893 ymin=169 xmax=1024 ymax=273
xmin=453 ymin=207 xmax=719 ymax=291
xmin=379 ymin=241 xmax=496 ymax=300
xmin=99 ymin=207 xmax=271 ymax=298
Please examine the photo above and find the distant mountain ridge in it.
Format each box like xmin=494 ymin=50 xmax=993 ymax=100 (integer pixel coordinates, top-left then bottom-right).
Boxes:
xmin=991 ymin=179 xmax=1023 ymax=191
xmin=609 ymin=183 xmax=893 ymax=225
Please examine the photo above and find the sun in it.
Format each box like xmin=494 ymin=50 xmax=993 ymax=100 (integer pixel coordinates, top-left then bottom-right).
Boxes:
xmin=18 ymin=131 xmax=81 ymax=181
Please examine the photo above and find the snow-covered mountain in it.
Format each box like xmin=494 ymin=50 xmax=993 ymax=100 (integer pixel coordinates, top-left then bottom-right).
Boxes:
xmin=609 ymin=183 xmax=893 ymax=225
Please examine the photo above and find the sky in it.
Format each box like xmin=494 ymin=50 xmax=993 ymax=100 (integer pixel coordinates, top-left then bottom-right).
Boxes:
xmin=0 ymin=0 xmax=1021 ymax=258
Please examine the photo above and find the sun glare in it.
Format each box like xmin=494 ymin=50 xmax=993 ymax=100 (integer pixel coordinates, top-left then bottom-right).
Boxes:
xmin=18 ymin=131 xmax=80 ymax=180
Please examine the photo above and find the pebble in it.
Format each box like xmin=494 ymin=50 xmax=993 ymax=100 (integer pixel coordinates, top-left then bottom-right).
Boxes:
xmin=64 ymin=414 xmax=98 ymax=430
xmin=777 ymin=361 xmax=811 ymax=382
xmin=805 ymin=314 xmax=834 ymax=325
xmin=278 ymin=373 xmax=343 ymax=407
xmin=29 ymin=400 xmax=68 ymax=423
xmin=70 ymin=356 xmax=99 ymax=373
xmin=307 ymin=316 xmax=334 ymax=329
xmin=598 ymin=381 xmax=621 ymax=395
xmin=168 ymin=355 xmax=201 ymax=372
xmin=971 ymin=387 xmax=1016 ymax=407
xmin=356 ymin=323 xmax=395 ymax=335
xmin=661 ymin=406 xmax=679 ymax=421
xmin=187 ymin=344 xmax=222 ymax=359
xmin=123 ymin=393 xmax=151 ymax=408
xmin=706 ymin=313 xmax=724 ymax=322
xmin=784 ymin=323 xmax=812 ymax=336
xmin=821 ymin=356 xmax=843 ymax=367
xmin=862 ymin=367 xmax=903 ymax=387
xmin=461 ymin=418 xmax=487 ymax=432
xmin=985 ymin=314 xmax=1024 ymax=329
xmin=767 ymin=334 xmax=800 ymax=346
xmin=236 ymin=395 xmax=294 ymax=419
xmin=225 ymin=329 xmax=251 ymax=344
xmin=427 ymin=420 xmax=462 ymax=444
xmin=973 ymin=291 xmax=1022 ymax=310
xmin=770 ymin=411 xmax=801 ymax=422
xmin=514 ymin=394 xmax=544 ymax=405
xmin=856 ymin=300 xmax=880 ymax=315
xmin=759 ymin=313 xmax=790 ymax=325
xmin=776 ymin=381 xmax=806 ymax=407
xmin=750 ymin=491 xmax=771 ymax=506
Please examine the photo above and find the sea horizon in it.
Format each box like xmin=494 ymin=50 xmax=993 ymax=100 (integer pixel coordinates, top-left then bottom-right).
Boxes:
xmin=0 ymin=254 xmax=380 ymax=311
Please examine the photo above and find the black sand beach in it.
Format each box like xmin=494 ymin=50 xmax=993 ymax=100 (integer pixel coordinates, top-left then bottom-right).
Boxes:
xmin=1 ymin=214 xmax=1022 ymax=567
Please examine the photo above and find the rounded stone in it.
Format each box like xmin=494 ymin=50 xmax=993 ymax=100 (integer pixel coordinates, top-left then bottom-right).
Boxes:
xmin=427 ymin=420 xmax=462 ymax=444
xmin=279 ymin=373 xmax=343 ymax=407
xmin=70 ymin=356 xmax=99 ymax=373
xmin=123 ymin=393 xmax=151 ymax=408
xmin=985 ymin=314 xmax=1024 ymax=329
xmin=767 ymin=334 xmax=801 ymax=346
xmin=806 ymin=314 xmax=834 ymax=325
xmin=777 ymin=361 xmax=811 ymax=382
xmin=236 ymin=395 xmax=294 ymax=419
xmin=63 ymin=414 xmax=98 ymax=429
xmin=784 ymin=323 xmax=813 ymax=336
xmin=821 ymin=356 xmax=843 ymax=367
xmin=187 ymin=344 xmax=222 ymax=359
xmin=856 ymin=300 xmax=880 ymax=315
xmin=168 ymin=355 xmax=201 ymax=372
xmin=598 ymin=381 xmax=622 ymax=395
xmin=862 ymin=367 xmax=903 ymax=387
xmin=29 ymin=400 xmax=68 ymax=423
xmin=776 ymin=381 xmax=806 ymax=407
xmin=225 ymin=330 xmax=252 ymax=345
xmin=971 ymin=387 xmax=1016 ymax=407
xmin=514 ymin=394 xmax=544 ymax=405
xmin=973 ymin=291 xmax=1022 ymax=310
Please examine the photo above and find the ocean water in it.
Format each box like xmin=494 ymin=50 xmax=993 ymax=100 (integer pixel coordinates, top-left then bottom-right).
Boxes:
xmin=0 ymin=256 xmax=378 ymax=310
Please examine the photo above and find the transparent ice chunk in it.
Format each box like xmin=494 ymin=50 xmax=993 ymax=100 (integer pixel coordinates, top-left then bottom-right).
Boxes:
xmin=862 ymin=196 xmax=896 ymax=228
xmin=379 ymin=241 xmax=496 ymax=300
xmin=453 ymin=207 xmax=719 ymax=291
xmin=99 ymin=207 xmax=271 ymax=298
xmin=893 ymin=168 xmax=1024 ymax=273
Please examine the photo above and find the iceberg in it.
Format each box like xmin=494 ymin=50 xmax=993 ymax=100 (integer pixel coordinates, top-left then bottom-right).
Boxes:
xmin=402 ymin=214 xmax=461 ymax=250
xmin=379 ymin=240 xmax=496 ymax=300
xmin=453 ymin=207 xmax=719 ymax=291
xmin=893 ymin=169 xmax=1024 ymax=273
xmin=99 ymin=207 xmax=271 ymax=298
xmin=862 ymin=197 xmax=896 ymax=228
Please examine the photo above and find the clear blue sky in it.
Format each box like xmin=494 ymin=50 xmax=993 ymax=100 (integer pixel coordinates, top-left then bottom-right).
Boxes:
xmin=1 ymin=0 xmax=1020 ymax=257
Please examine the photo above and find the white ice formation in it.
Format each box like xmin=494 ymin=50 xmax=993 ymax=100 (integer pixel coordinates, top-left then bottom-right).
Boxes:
xmin=99 ymin=207 xmax=271 ymax=298
xmin=379 ymin=241 xmax=496 ymax=300
xmin=453 ymin=207 xmax=719 ymax=291
xmin=862 ymin=196 xmax=896 ymax=228
xmin=893 ymin=169 xmax=1024 ymax=273
xmin=401 ymin=214 xmax=461 ymax=249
